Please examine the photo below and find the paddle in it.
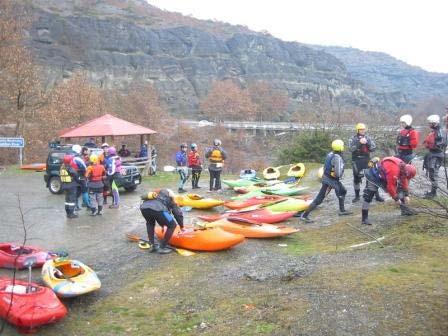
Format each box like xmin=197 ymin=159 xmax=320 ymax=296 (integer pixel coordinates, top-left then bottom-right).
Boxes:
xmin=23 ymin=256 xmax=37 ymax=293
xmin=225 ymin=198 xmax=290 ymax=214
xmin=52 ymin=257 xmax=76 ymax=283
xmin=125 ymin=233 xmax=196 ymax=256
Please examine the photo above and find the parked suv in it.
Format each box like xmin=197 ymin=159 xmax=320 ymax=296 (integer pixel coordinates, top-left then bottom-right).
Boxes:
xmin=44 ymin=145 xmax=141 ymax=194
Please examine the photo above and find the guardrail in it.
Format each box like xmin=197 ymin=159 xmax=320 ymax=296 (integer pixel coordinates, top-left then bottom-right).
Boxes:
xmin=121 ymin=156 xmax=151 ymax=175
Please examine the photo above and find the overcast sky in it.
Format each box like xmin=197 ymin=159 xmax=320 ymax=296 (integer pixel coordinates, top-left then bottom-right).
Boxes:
xmin=147 ymin=0 xmax=448 ymax=73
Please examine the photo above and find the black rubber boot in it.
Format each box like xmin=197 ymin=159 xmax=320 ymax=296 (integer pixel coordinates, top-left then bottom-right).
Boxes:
xmin=90 ymin=208 xmax=98 ymax=216
xmin=339 ymin=209 xmax=353 ymax=216
xmin=400 ymin=205 xmax=417 ymax=216
xmin=361 ymin=209 xmax=372 ymax=225
xmin=97 ymin=206 xmax=103 ymax=215
xmin=352 ymin=189 xmax=360 ymax=203
xmin=299 ymin=212 xmax=314 ymax=223
xmin=375 ymin=191 xmax=385 ymax=202
xmin=424 ymin=187 xmax=437 ymax=199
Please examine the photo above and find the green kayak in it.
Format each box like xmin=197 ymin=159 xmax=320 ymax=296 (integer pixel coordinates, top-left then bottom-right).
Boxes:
xmin=262 ymin=186 xmax=309 ymax=196
xmin=223 ymin=178 xmax=262 ymax=188
xmin=231 ymin=189 xmax=266 ymax=200
xmin=265 ymin=198 xmax=311 ymax=212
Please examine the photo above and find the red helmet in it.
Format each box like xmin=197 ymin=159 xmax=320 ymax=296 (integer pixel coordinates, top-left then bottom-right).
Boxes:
xmin=404 ymin=164 xmax=416 ymax=179
xmin=63 ymin=154 xmax=73 ymax=165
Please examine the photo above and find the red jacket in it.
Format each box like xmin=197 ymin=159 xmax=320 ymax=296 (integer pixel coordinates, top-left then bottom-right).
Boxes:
xmin=85 ymin=164 xmax=105 ymax=182
xmin=397 ymin=127 xmax=419 ymax=150
xmin=188 ymin=150 xmax=202 ymax=168
xmin=380 ymin=157 xmax=409 ymax=200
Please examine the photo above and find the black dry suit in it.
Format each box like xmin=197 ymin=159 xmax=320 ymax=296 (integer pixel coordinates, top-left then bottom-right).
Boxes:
xmin=302 ymin=151 xmax=347 ymax=218
xmin=140 ymin=190 xmax=184 ymax=248
xmin=60 ymin=163 xmax=79 ymax=217
xmin=423 ymin=125 xmax=447 ymax=196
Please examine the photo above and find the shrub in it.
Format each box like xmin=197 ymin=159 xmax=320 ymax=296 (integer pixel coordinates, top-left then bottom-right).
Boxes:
xmin=276 ymin=131 xmax=332 ymax=164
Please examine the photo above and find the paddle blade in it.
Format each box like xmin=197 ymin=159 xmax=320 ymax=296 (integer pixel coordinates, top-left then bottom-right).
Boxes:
xmin=126 ymin=233 xmax=143 ymax=242
xmin=175 ymin=248 xmax=196 ymax=256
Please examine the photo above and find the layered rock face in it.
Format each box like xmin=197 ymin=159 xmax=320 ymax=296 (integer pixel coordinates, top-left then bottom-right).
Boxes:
xmin=27 ymin=0 xmax=448 ymax=117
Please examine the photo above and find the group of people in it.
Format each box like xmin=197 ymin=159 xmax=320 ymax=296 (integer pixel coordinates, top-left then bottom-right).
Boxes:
xmin=175 ymin=139 xmax=227 ymax=193
xmin=60 ymin=143 xmax=122 ymax=218
xmin=301 ymin=113 xmax=447 ymax=225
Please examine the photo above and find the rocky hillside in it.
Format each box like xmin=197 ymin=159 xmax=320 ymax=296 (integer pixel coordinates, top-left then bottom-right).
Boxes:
xmin=27 ymin=0 xmax=448 ymax=117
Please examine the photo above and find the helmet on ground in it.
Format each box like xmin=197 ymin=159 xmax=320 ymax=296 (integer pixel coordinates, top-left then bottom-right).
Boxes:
xmin=331 ymin=139 xmax=344 ymax=152
xmin=191 ymin=143 xmax=197 ymax=149
xmin=72 ymin=144 xmax=82 ymax=154
xmin=101 ymin=143 xmax=109 ymax=148
xmin=180 ymin=143 xmax=187 ymax=149
xmin=355 ymin=123 xmax=366 ymax=132
xmin=404 ymin=164 xmax=416 ymax=179
xmin=213 ymin=139 xmax=221 ymax=146
xmin=63 ymin=154 xmax=73 ymax=165
xmin=399 ymin=114 xmax=413 ymax=126
xmin=108 ymin=146 xmax=117 ymax=155
xmin=427 ymin=115 xmax=440 ymax=124
xmin=90 ymin=154 xmax=99 ymax=164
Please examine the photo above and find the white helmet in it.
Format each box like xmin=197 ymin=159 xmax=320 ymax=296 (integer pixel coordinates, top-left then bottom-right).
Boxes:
xmin=399 ymin=114 xmax=413 ymax=126
xmin=213 ymin=139 xmax=221 ymax=146
xmin=72 ymin=144 xmax=82 ymax=154
xmin=427 ymin=115 xmax=440 ymax=124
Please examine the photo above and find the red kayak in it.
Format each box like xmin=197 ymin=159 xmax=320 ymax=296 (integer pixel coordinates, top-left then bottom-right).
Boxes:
xmin=224 ymin=195 xmax=286 ymax=210
xmin=198 ymin=208 xmax=296 ymax=224
xmin=0 ymin=277 xmax=67 ymax=332
xmin=0 ymin=244 xmax=54 ymax=269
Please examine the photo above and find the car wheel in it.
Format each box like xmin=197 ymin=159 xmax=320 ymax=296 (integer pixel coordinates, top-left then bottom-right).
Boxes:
xmin=49 ymin=176 xmax=63 ymax=194
xmin=124 ymin=185 xmax=137 ymax=192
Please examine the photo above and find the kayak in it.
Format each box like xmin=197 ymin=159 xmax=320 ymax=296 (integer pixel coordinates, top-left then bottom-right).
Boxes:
xmin=317 ymin=166 xmax=324 ymax=180
xmin=198 ymin=208 xmax=296 ymax=224
xmin=264 ymin=198 xmax=311 ymax=212
xmin=155 ymin=226 xmax=245 ymax=251
xmin=239 ymin=169 xmax=257 ymax=180
xmin=224 ymin=195 xmax=287 ymax=210
xmin=20 ymin=163 xmax=46 ymax=171
xmin=263 ymin=167 xmax=280 ymax=180
xmin=0 ymin=277 xmax=67 ymax=332
xmin=0 ymin=243 xmax=54 ymax=269
xmin=262 ymin=186 xmax=309 ymax=196
xmin=174 ymin=194 xmax=224 ymax=209
xmin=222 ymin=178 xmax=260 ymax=188
xmin=42 ymin=258 xmax=101 ymax=298
xmin=287 ymin=163 xmax=306 ymax=178
xmin=206 ymin=219 xmax=299 ymax=238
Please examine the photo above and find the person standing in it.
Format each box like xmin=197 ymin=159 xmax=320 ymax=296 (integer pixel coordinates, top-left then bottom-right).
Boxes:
xmin=349 ymin=123 xmax=383 ymax=203
xmin=150 ymin=145 xmax=157 ymax=175
xmin=105 ymin=146 xmax=122 ymax=208
xmin=396 ymin=114 xmax=419 ymax=164
xmin=175 ymin=143 xmax=189 ymax=193
xmin=99 ymin=143 xmax=110 ymax=204
xmin=205 ymin=139 xmax=227 ymax=192
xmin=118 ymin=144 xmax=131 ymax=158
xmin=60 ymin=154 xmax=78 ymax=219
xmin=300 ymin=140 xmax=352 ymax=223
xmin=85 ymin=154 xmax=106 ymax=216
xmin=140 ymin=189 xmax=185 ymax=254
xmin=188 ymin=143 xmax=202 ymax=189
xmin=362 ymin=157 xmax=417 ymax=225
xmin=71 ymin=145 xmax=91 ymax=210
xmin=423 ymin=115 xmax=447 ymax=198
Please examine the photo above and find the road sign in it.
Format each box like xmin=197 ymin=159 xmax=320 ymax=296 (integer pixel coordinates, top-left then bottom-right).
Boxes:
xmin=0 ymin=137 xmax=25 ymax=148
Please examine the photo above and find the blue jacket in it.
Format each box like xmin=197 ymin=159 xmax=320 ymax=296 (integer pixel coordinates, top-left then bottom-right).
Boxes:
xmin=175 ymin=151 xmax=187 ymax=166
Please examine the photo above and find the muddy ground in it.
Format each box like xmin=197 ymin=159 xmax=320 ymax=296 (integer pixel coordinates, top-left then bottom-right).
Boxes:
xmin=0 ymin=169 xmax=447 ymax=335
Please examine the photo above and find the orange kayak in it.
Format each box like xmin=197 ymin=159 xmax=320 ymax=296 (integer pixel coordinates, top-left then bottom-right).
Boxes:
xmin=20 ymin=163 xmax=46 ymax=171
xmin=224 ymin=195 xmax=286 ymax=210
xmin=155 ymin=226 xmax=244 ymax=251
xmin=208 ymin=219 xmax=299 ymax=238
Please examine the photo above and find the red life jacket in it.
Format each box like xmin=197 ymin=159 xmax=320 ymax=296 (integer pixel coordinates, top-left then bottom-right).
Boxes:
xmin=87 ymin=165 xmax=105 ymax=182
xmin=397 ymin=127 xmax=418 ymax=150
xmin=424 ymin=131 xmax=436 ymax=150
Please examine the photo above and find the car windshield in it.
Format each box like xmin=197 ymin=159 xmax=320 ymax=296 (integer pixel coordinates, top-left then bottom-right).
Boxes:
xmin=49 ymin=152 xmax=66 ymax=164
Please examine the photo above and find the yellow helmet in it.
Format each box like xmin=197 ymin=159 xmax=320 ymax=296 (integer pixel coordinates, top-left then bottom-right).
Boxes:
xmin=89 ymin=154 xmax=99 ymax=164
xmin=331 ymin=139 xmax=344 ymax=152
xmin=355 ymin=123 xmax=366 ymax=132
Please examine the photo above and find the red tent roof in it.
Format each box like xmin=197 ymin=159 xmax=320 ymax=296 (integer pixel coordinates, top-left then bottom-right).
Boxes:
xmin=59 ymin=114 xmax=157 ymax=138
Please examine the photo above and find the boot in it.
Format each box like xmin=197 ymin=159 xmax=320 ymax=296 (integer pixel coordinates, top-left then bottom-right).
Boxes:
xmin=178 ymin=188 xmax=186 ymax=193
xmin=299 ymin=212 xmax=314 ymax=223
xmin=423 ymin=187 xmax=437 ymax=199
xmin=158 ymin=243 xmax=173 ymax=254
xmin=361 ymin=209 xmax=372 ymax=225
xmin=90 ymin=208 xmax=98 ymax=216
xmin=352 ymin=189 xmax=360 ymax=203
xmin=400 ymin=204 xmax=417 ymax=216
xmin=339 ymin=209 xmax=353 ymax=216
xmin=97 ymin=206 xmax=103 ymax=215
xmin=375 ymin=191 xmax=385 ymax=202
xmin=67 ymin=213 xmax=78 ymax=219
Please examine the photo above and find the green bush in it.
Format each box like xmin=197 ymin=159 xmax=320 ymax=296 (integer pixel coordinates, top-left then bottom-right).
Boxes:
xmin=277 ymin=131 xmax=332 ymax=164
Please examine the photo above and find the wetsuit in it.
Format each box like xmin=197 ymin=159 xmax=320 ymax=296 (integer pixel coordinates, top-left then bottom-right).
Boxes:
xmin=60 ymin=159 xmax=78 ymax=218
xmin=396 ymin=126 xmax=419 ymax=163
xmin=423 ymin=125 xmax=447 ymax=197
xmin=86 ymin=164 xmax=106 ymax=215
xmin=188 ymin=150 xmax=202 ymax=189
xmin=205 ymin=146 xmax=227 ymax=191
xmin=175 ymin=150 xmax=189 ymax=192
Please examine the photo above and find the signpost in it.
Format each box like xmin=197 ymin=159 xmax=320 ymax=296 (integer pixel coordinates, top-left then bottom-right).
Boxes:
xmin=0 ymin=137 xmax=25 ymax=165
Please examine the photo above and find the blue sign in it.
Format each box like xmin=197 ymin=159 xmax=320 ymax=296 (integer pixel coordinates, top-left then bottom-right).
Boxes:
xmin=0 ymin=137 xmax=25 ymax=148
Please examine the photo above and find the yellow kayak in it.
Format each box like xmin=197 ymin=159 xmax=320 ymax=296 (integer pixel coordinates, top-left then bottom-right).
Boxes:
xmin=287 ymin=163 xmax=305 ymax=178
xmin=263 ymin=167 xmax=280 ymax=180
xmin=174 ymin=194 xmax=225 ymax=209
xmin=42 ymin=258 xmax=101 ymax=298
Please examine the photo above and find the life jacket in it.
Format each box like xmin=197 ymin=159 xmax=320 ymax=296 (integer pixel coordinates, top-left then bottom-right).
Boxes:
xmin=188 ymin=151 xmax=201 ymax=167
xmin=377 ymin=157 xmax=405 ymax=181
xmin=424 ymin=130 xmax=437 ymax=150
xmin=87 ymin=165 xmax=105 ymax=182
xmin=396 ymin=128 xmax=413 ymax=147
xmin=323 ymin=152 xmax=335 ymax=178
xmin=209 ymin=148 xmax=223 ymax=163
xmin=60 ymin=165 xmax=72 ymax=183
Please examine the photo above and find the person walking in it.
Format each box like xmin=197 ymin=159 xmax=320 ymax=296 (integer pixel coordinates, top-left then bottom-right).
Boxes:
xmin=396 ymin=114 xmax=419 ymax=164
xmin=205 ymin=139 xmax=227 ymax=192
xmin=423 ymin=115 xmax=447 ymax=198
xmin=140 ymin=189 xmax=185 ymax=254
xmin=105 ymin=146 xmax=122 ymax=208
xmin=175 ymin=143 xmax=189 ymax=193
xmin=349 ymin=123 xmax=383 ymax=203
xmin=300 ymin=140 xmax=352 ymax=223
xmin=85 ymin=154 xmax=106 ymax=216
xmin=361 ymin=157 xmax=417 ymax=225
xmin=188 ymin=143 xmax=202 ymax=189
xmin=71 ymin=145 xmax=91 ymax=210
xmin=60 ymin=154 xmax=79 ymax=219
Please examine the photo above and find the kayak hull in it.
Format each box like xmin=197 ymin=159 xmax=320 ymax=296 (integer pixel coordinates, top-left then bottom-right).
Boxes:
xmin=287 ymin=163 xmax=306 ymax=178
xmin=262 ymin=186 xmax=308 ymax=196
xmin=0 ymin=277 xmax=67 ymax=330
xmin=198 ymin=208 xmax=296 ymax=224
xmin=155 ymin=226 xmax=244 ymax=251
xmin=174 ymin=194 xmax=224 ymax=209
xmin=20 ymin=163 xmax=46 ymax=171
xmin=224 ymin=195 xmax=286 ymax=210
xmin=265 ymin=199 xmax=311 ymax=212
xmin=209 ymin=219 xmax=299 ymax=238
xmin=222 ymin=179 xmax=258 ymax=188
xmin=0 ymin=243 xmax=54 ymax=269
xmin=42 ymin=259 xmax=101 ymax=298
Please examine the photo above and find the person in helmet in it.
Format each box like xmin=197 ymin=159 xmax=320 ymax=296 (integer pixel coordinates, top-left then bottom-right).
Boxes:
xmin=140 ymin=189 xmax=185 ymax=254
xmin=422 ymin=115 xmax=447 ymax=198
xmin=104 ymin=146 xmax=122 ymax=208
xmin=205 ymin=139 xmax=227 ymax=192
xmin=60 ymin=154 xmax=78 ymax=219
xmin=188 ymin=143 xmax=202 ymax=189
xmin=71 ymin=144 xmax=91 ymax=210
xmin=85 ymin=154 xmax=106 ymax=216
xmin=300 ymin=140 xmax=352 ymax=223
xmin=362 ymin=157 xmax=417 ymax=225
xmin=100 ymin=143 xmax=110 ymax=203
xmin=175 ymin=143 xmax=189 ymax=193
xmin=396 ymin=114 xmax=419 ymax=164
xmin=349 ymin=123 xmax=383 ymax=203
